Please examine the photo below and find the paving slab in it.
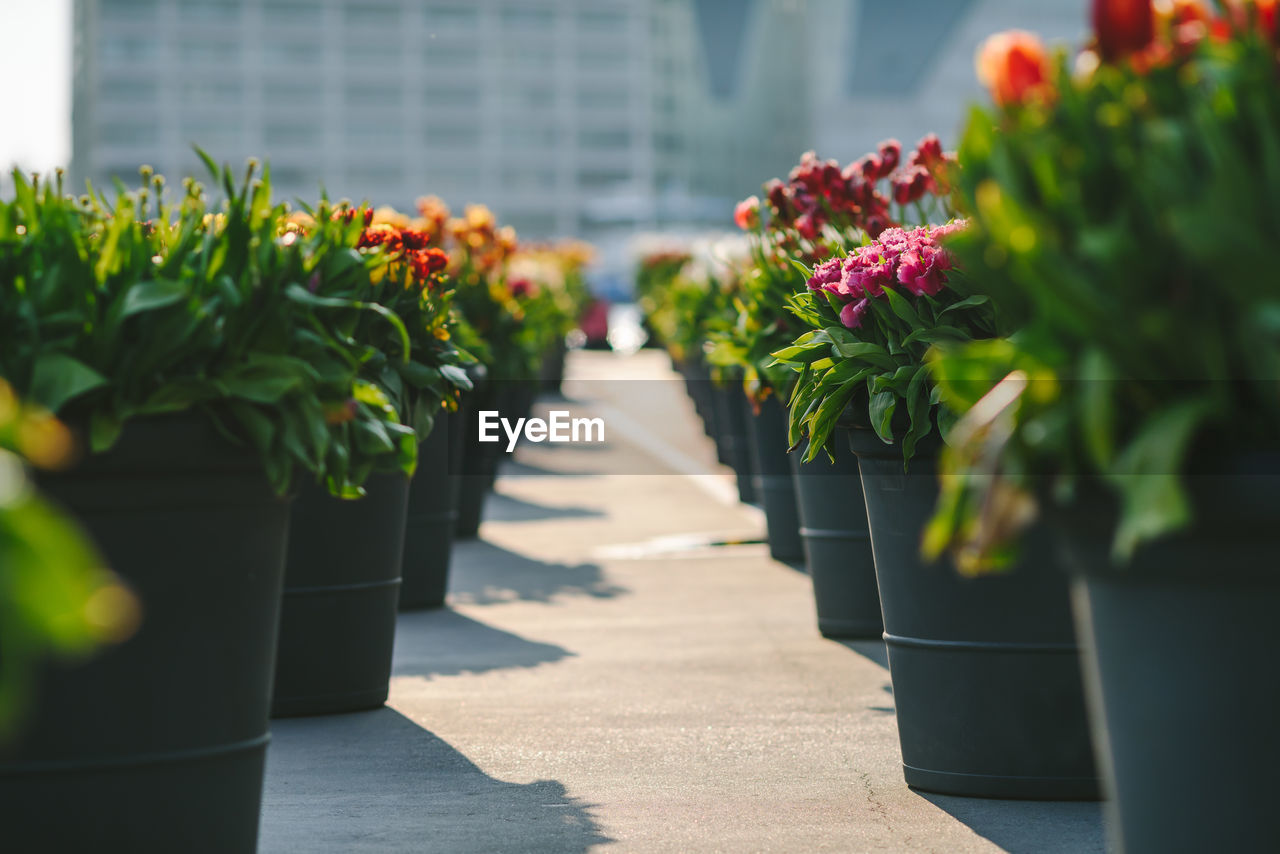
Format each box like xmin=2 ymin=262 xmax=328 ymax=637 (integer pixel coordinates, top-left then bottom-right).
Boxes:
xmin=261 ymin=350 xmax=1105 ymax=853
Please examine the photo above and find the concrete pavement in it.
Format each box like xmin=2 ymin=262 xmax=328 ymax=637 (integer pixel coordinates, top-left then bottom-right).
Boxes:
xmin=260 ymin=349 xmax=1105 ymax=853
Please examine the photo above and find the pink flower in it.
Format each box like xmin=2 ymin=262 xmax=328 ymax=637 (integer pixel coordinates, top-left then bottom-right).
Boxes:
xmin=807 ymin=257 xmax=843 ymax=292
xmin=840 ymin=298 xmax=870 ymax=329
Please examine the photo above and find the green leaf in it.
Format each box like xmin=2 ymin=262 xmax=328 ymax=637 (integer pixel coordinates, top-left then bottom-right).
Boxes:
xmin=882 ymin=286 xmax=922 ymax=328
xmin=1109 ymin=398 xmax=1214 ymax=560
xmin=869 ymin=390 xmax=897 ymax=444
xmin=119 ymin=279 xmax=188 ymax=317
xmin=30 ymin=354 xmax=108 ymax=412
xmin=439 ymin=363 xmax=473 ymax=390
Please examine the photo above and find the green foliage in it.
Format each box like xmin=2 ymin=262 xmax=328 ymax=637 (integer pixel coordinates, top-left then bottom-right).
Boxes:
xmin=772 ymin=276 xmax=996 ymax=462
xmin=926 ymin=30 xmax=1280 ymax=569
xmin=0 ymin=161 xmax=419 ymax=496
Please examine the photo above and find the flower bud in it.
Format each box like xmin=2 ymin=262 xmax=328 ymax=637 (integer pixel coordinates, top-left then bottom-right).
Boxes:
xmin=733 ymin=196 xmax=761 ymax=230
xmin=976 ymin=30 xmax=1051 ymax=107
xmin=1092 ymin=0 xmax=1155 ymax=61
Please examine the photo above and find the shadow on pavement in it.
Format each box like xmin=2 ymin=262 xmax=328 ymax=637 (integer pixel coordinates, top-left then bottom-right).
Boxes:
xmin=261 ymin=708 xmax=612 ymax=854
xmin=917 ymin=792 xmax=1106 ymax=854
xmin=481 ymin=489 xmax=607 ymax=523
xmin=392 ymin=610 xmax=574 ymax=680
xmin=449 ymin=539 xmax=626 ymax=605
xmin=836 ymin=639 xmax=889 ymax=669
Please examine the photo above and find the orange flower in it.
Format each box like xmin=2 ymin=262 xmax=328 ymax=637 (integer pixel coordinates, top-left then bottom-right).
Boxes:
xmin=976 ymin=31 xmax=1051 ymax=107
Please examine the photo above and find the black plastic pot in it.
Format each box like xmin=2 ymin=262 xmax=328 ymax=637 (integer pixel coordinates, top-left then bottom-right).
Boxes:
xmin=455 ymin=383 xmax=501 ymax=540
xmin=790 ymin=430 xmax=881 ymax=638
xmin=399 ymin=413 xmax=461 ymax=611
xmin=455 ymin=381 xmax=534 ymax=540
xmin=1054 ymin=468 xmax=1280 ymax=852
xmin=272 ymin=470 xmax=409 ymax=716
xmin=5 ymin=416 xmax=290 ymax=852
xmin=850 ymin=429 xmax=1098 ymax=800
xmin=745 ymin=396 xmax=803 ymax=562
xmin=712 ymin=382 xmax=756 ymax=504
xmin=539 ymin=338 xmax=567 ymax=395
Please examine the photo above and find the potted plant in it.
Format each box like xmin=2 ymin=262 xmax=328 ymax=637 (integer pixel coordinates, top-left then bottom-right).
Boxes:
xmin=752 ymin=140 xmax=956 ymax=638
xmin=0 ymin=160 xmax=412 ymax=850
xmin=773 ymin=143 xmax=1099 ymax=798
xmin=928 ymin=0 xmax=1280 ymax=843
xmin=270 ymin=202 xmax=474 ymax=714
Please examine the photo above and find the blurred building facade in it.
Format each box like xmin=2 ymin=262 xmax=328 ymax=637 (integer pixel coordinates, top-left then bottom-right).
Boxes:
xmin=72 ymin=0 xmax=1084 ymax=239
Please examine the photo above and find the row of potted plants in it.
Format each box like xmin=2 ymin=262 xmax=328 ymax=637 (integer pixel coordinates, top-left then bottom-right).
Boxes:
xmin=641 ymin=2 xmax=1279 ymax=850
xmin=0 ymin=161 xmax=592 ymax=850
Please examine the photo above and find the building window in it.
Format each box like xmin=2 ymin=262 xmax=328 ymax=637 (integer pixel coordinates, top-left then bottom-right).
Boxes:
xmin=347 ymin=163 xmax=402 ymax=183
xmin=423 ymin=42 xmax=479 ymax=67
xmin=501 ymin=125 xmax=559 ymax=148
xmin=178 ymin=0 xmax=242 ymax=23
xmin=263 ymin=0 xmax=314 ymax=27
xmin=503 ymin=45 xmax=556 ymax=71
xmin=179 ymin=40 xmax=241 ymax=63
xmin=577 ymin=48 xmax=628 ymax=72
xmin=577 ymin=88 xmax=629 ymax=111
xmin=99 ymin=75 xmax=158 ymax=102
xmin=345 ymin=82 xmax=403 ymax=108
xmin=264 ymin=81 xmax=322 ymax=106
xmin=98 ymin=120 xmax=160 ymax=145
xmin=343 ymin=1 xmax=401 ymax=28
xmin=263 ymin=41 xmax=315 ymax=69
xmin=103 ymin=0 xmax=159 ymax=21
xmin=579 ymin=129 xmax=631 ymax=149
xmin=577 ymin=10 xmax=626 ymax=33
xmin=425 ymin=125 xmax=481 ymax=148
xmin=99 ymin=37 xmax=160 ymax=63
xmin=180 ymin=77 xmax=243 ymax=103
xmin=426 ymin=6 xmax=478 ymax=32
xmin=423 ymin=84 xmax=479 ymax=108
xmin=501 ymin=166 xmax=557 ymax=190
xmin=578 ymin=167 xmax=632 ymax=188
xmin=501 ymin=84 xmax=556 ymax=112
xmin=264 ymin=122 xmax=321 ymax=146
xmin=500 ymin=7 xmax=555 ymax=31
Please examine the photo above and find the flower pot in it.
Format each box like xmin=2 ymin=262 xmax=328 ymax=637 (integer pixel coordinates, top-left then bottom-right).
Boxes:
xmin=745 ymin=396 xmax=804 ymax=562
xmin=711 ymin=382 xmax=756 ymax=504
xmin=679 ymin=357 xmax=722 ymax=453
xmin=272 ymin=471 xmax=409 ymax=716
xmin=399 ymin=412 xmax=462 ymax=611
xmin=539 ymin=338 xmax=567 ymax=395
xmin=1053 ymin=468 xmax=1280 ymax=851
xmin=791 ymin=429 xmax=881 ymax=638
xmin=455 ymin=382 xmax=527 ymax=540
xmin=850 ymin=429 xmax=1098 ymax=800
xmin=5 ymin=416 xmax=290 ymax=852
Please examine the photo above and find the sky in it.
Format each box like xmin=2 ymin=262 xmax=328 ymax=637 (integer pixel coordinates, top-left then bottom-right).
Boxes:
xmin=1 ymin=0 xmax=71 ymax=174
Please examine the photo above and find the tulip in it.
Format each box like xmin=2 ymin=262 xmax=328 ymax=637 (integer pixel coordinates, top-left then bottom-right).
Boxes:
xmin=1092 ymin=0 xmax=1155 ymax=60
xmin=839 ymin=299 xmax=870 ymax=330
xmin=976 ymin=30 xmax=1051 ymax=107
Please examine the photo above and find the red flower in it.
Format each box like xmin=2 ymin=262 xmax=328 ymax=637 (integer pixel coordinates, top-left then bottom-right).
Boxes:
xmin=734 ymin=196 xmax=761 ymax=230
xmin=409 ymin=247 xmax=449 ymax=281
xmin=976 ymin=31 xmax=1051 ymax=107
xmin=1093 ymin=0 xmax=1155 ymax=60
xmin=400 ymin=228 xmax=433 ymax=250
xmin=357 ymin=224 xmax=402 ymax=253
